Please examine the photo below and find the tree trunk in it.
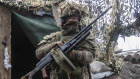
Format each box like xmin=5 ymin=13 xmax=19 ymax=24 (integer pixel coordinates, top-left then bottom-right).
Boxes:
xmin=0 ymin=5 xmax=11 ymax=79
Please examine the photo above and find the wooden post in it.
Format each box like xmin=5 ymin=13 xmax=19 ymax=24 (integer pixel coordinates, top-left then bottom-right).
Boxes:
xmin=0 ymin=5 xmax=11 ymax=79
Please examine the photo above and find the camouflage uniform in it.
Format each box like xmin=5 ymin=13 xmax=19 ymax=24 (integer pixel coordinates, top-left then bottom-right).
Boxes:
xmin=35 ymin=1 xmax=95 ymax=79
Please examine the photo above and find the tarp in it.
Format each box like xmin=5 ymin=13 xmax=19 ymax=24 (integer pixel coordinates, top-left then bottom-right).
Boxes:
xmin=12 ymin=11 xmax=60 ymax=48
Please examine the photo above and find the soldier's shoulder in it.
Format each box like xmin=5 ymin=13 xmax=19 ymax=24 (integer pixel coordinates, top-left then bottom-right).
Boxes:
xmin=43 ymin=32 xmax=61 ymax=39
xmin=38 ymin=32 xmax=62 ymax=45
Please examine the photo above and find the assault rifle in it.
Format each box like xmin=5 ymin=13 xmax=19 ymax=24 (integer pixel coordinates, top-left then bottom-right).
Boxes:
xmin=23 ymin=6 xmax=112 ymax=79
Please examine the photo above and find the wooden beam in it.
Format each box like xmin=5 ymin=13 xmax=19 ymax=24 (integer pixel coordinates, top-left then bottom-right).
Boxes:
xmin=0 ymin=5 xmax=11 ymax=79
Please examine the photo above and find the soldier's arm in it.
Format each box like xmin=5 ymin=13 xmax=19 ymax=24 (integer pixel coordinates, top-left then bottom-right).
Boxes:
xmin=70 ymin=50 xmax=94 ymax=64
xmin=36 ymin=42 xmax=56 ymax=60
xmin=35 ymin=32 xmax=61 ymax=60
xmin=70 ymin=35 xmax=96 ymax=64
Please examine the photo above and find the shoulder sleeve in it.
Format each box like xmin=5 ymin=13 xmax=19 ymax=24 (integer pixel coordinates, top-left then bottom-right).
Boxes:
xmin=38 ymin=32 xmax=62 ymax=46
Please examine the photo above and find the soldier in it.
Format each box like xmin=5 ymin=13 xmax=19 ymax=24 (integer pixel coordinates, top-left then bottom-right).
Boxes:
xmin=35 ymin=1 xmax=95 ymax=79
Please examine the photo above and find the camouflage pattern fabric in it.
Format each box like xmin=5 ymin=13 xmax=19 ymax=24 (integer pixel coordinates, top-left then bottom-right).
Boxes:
xmin=58 ymin=1 xmax=88 ymax=19
xmin=0 ymin=0 xmax=65 ymax=15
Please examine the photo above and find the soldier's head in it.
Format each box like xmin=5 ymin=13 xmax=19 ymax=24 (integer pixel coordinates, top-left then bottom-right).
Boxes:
xmin=61 ymin=12 xmax=80 ymax=32
xmin=58 ymin=1 xmax=88 ymax=34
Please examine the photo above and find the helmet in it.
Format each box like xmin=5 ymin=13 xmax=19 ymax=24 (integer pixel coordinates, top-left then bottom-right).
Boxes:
xmin=58 ymin=1 xmax=89 ymax=26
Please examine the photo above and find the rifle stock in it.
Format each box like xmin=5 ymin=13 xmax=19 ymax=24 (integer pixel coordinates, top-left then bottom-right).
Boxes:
xmin=23 ymin=6 xmax=112 ymax=79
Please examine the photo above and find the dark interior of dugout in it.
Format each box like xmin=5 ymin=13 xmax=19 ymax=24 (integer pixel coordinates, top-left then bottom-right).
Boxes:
xmin=11 ymin=14 xmax=42 ymax=79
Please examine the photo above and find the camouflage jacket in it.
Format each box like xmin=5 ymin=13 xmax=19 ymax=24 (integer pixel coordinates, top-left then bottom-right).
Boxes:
xmin=35 ymin=31 xmax=95 ymax=79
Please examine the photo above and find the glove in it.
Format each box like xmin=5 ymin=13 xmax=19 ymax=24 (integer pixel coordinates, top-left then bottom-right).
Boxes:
xmin=70 ymin=50 xmax=94 ymax=64
xmin=69 ymin=50 xmax=77 ymax=60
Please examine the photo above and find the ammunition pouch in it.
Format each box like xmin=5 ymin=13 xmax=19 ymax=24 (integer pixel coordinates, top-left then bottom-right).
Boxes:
xmin=51 ymin=44 xmax=76 ymax=73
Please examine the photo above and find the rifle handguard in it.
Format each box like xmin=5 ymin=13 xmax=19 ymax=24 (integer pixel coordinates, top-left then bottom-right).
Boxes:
xmin=51 ymin=44 xmax=76 ymax=73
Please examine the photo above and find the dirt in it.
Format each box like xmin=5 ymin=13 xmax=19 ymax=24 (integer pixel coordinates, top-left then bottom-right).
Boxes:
xmin=104 ymin=61 xmax=140 ymax=79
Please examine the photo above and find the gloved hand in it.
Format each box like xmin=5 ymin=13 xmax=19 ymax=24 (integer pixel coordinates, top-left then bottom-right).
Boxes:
xmin=70 ymin=50 xmax=94 ymax=64
xmin=69 ymin=50 xmax=77 ymax=60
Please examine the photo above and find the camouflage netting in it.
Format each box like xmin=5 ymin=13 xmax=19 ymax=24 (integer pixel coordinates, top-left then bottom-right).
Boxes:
xmin=58 ymin=1 xmax=88 ymax=19
xmin=74 ymin=0 xmax=140 ymax=73
xmin=0 ymin=0 xmax=64 ymax=15
xmin=0 ymin=0 xmax=89 ymax=26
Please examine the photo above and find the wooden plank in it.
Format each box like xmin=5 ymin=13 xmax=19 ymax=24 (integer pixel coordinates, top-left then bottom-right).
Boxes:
xmin=0 ymin=5 xmax=11 ymax=79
